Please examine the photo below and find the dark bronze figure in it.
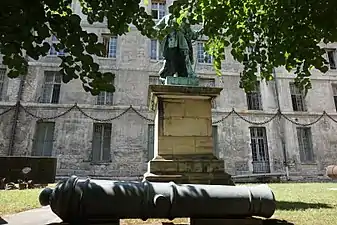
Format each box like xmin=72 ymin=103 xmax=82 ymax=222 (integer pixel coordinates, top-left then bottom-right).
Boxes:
xmin=155 ymin=15 xmax=203 ymax=83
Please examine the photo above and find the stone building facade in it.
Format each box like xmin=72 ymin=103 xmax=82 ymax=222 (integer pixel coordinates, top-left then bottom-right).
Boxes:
xmin=1 ymin=0 xmax=337 ymax=180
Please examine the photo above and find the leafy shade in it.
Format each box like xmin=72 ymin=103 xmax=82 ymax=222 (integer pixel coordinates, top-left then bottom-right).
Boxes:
xmin=173 ymin=0 xmax=337 ymax=93
xmin=0 ymin=0 xmax=155 ymax=95
xmin=1 ymin=0 xmax=337 ymax=95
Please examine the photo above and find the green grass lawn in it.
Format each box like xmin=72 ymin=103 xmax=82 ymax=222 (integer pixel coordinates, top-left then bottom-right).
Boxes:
xmin=1 ymin=182 xmax=337 ymax=225
xmin=271 ymin=182 xmax=337 ymax=225
xmin=0 ymin=188 xmax=43 ymax=216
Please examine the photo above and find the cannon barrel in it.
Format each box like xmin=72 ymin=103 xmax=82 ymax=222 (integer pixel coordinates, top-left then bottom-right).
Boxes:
xmin=39 ymin=176 xmax=276 ymax=223
xmin=326 ymin=165 xmax=337 ymax=179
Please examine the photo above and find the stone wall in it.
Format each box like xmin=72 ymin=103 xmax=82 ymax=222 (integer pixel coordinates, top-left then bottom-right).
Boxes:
xmin=1 ymin=0 xmax=337 ymax=180
xmin=1 ymin=63 xmax=337 ymax=178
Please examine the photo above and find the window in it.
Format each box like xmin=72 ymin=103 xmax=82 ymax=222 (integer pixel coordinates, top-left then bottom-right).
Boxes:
xmin=199 ymin=77 xmax=217 ymax=108
xmin=40 ymin=71 xmax=61 ymax=104
xmin=246 ymin=81 xmax=262 ymax=110
xmin=326 ymin=49 xmax=336 ymax=70
xmin=243 ymin=47 xmax=253 ymax=64
xmin=102 ymin=35 xmax=117 ymax=58
xmin=92 ymin=123 xmax=112 ymax=162
xmin=249 ymin=127 xmax=270 ymax=173
xmin=297 ymin=127 xmax=314 ymax=163
xmin=197 ymin=42 xmax=213 ymax=64
xmin=150 ymin=39 xmax=163 ymax=60
xmin=32 ymin=122 xmax=55 ymax=156
xmin=148 ymin=124 xmax=155 ymax=161
xmin=49 ymin=35 xmax=65 ymax=56
xmin=332 ymin=84 xmax=337 ymax=111
xmin=149 ymin=75 xmax=160 ymax=85
xmin=289 ymin=83 xmax=307 ymax=111
xmin=96 ymin=77 xmax=115 ymax=105
xmin=212 ymin=125 xmax=218 ymax=155
xmin=151 ymin=0 xmax=166 ymax=20
xmin=0 ymin=68 xmax=6 ymax=101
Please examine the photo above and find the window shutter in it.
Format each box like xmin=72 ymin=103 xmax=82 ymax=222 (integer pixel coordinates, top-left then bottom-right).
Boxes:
xmin=148 ymin=124 xmax=155 ymax=161
xmin=212 ymin=125 xmax=218 ymax=155
xmin=92 ymin=124 xmax=102 ymax=162
xmin=102 ymin=124 xmax=112 ymax=161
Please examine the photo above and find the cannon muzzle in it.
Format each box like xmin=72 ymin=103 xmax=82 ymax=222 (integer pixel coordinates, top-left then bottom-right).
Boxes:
xmin=39 ymin=176 xmax=276 ymax=223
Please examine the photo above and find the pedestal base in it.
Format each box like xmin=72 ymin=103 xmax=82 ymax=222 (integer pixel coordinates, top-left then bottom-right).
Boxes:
xmin=143 ymin=172 xmax=234 ymax=185
xmin=143 ymin=157 xmax=234 ymax=185
xmin=165 ymin=76 xmax=200 ymax=86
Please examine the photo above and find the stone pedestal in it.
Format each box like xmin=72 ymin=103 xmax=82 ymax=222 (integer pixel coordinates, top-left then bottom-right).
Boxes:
xmin=143 ymin=82 xmax=234 ymax=185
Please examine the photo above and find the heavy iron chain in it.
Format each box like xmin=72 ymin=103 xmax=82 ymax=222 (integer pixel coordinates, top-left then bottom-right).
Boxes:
xmin=212 ymin=110 xmax=234 ymax=124
xmin=211 ymin=108 xmax=335 ymax=126
xmin=76 ymin=105 xmax=135 ymax=122
xmin=18 ymin=103 xmax=154 ymax=122
xmin=281 ymin=112 xmax=326 ymax=126
xmin=19 ymin=104 xmax=77 ymax=120
xmin=0 ymin=102 xmax=336 ymax=126
xmin=325 ymin=113 xmax=337 ymax=123
xmin=129 ymin=106 xmax=154 ymax=122
xmin=232 ymin=109 xmax=280 ymax=125
xmin=0 ymin=104 xmax=17 ymax=117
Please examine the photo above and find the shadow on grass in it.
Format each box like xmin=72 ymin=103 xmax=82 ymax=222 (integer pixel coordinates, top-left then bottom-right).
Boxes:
xmin=46 ymin=220 xmax=294 ymax=225
xmin=0 ymin=217 xmax=7 ymax=225
xmin=162 ymin=223 xmax=188 ymax=225
xmin=262 ymin=219 xmax=294 ymax=225
xmin=159 ymin=219 xmax=294 ymax=225
xmin=277 ymin=200 xmax=333 ymax=210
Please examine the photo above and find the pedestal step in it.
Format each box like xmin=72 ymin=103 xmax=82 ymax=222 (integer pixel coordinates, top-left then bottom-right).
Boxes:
xmin=147 ymin=158 xmax=225 ymax=174
xmin=143 ymin=172 xmax=234 ymax=185
xmin=144 ymin=157 xmax=234 ymax=185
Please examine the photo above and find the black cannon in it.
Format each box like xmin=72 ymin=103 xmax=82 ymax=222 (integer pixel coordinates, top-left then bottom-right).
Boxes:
xmin=39 ymin=175 xmax=276 ymax=224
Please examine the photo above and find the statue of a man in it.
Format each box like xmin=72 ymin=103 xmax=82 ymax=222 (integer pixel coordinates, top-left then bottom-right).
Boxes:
xmin=155 ymin=15 xmax=203 ymax=83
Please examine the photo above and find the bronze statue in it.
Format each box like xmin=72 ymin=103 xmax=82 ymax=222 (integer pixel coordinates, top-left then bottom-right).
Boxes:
xmin=155 ymin=15 xmax=203 ymax=83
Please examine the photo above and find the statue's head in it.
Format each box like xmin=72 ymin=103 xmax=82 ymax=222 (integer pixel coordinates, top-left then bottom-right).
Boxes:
xmin=169 ymin=17 xmax=191 ymax=31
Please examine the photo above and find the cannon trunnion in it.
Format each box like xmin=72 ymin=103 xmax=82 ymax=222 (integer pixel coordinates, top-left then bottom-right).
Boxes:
xmin=39 ymin=176 xmax=276 ymax=224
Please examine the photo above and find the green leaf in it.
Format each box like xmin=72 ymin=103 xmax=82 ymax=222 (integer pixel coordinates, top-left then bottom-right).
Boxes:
xmin=1 ymin=0 xmax=337 ymax=96
xmin=69 ymin=14 xmax=81 ymax=25
xmin=88 ymin=33 xmax=98 ymax=43
xmin=7 ymin=70 xmax=20 ymax=78
xmin=85 ymin=43 xmax=97 ymax=54
xmin=91 ymin=62 xmax=99 ymax=72
xmin=80 ymin=54 xmax=94 ymax=64
xmin=36 ymin=24 xmax=50 ymax=39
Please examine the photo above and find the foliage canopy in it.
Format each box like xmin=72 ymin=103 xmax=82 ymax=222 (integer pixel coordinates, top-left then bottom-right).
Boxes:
xmin=1 ymin=0 xmax=337 ymax=94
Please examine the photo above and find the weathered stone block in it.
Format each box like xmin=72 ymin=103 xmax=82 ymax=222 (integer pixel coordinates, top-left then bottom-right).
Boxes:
xmin=163 ymin=117 xmax=210 ymax=136
xmin=158 ymin=136 xmax=195 ymax=155
xmin=162 ymin=98 xmax=212 ymax=119
xmin=148 ymin=84 xmax=223 ymax=111
xmin=184 ymin=99 xmax=211 ymax=118
xmin=195 ymin=136 xmax=213 ymax=154
xmin=148 ymin=160 xmax=179 ymax=173
xmin=162 ymin=99 xmax=185 ymax=117
xmin=148 ymin=159 xmax=225 ymax=174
